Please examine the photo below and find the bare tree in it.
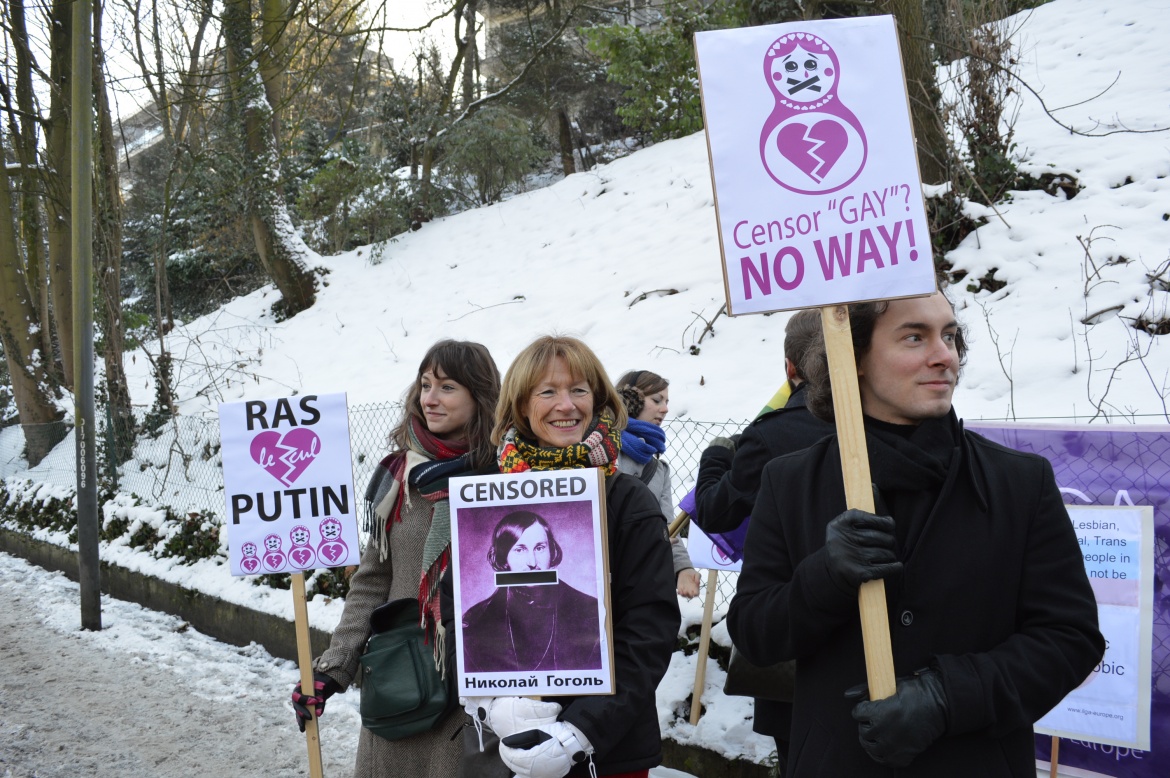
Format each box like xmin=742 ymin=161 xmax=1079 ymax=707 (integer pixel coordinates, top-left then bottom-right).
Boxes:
xmin=5 ymin=0 xmax=55 ymax=375
xmin=223 ymin=0 xmax=317 ymax=316
xmin=43 ymin=0 xmax=75 ymax=389
xmin=94 ymin=1 xmax=135 ymax=459
xmin=879 ymin=0 xmax=949 ymax=184
xmin=0 ymin=123 xmax=66 ymax=466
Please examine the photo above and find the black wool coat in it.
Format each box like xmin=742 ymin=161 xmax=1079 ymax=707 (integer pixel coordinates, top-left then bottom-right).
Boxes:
xmin=693 ymin=383 xmax=835 ymax=742
xmin=728 ymin=421 xmax=1104 ymax=777
xmin=693 ymin=384 xmax=835 ymax=535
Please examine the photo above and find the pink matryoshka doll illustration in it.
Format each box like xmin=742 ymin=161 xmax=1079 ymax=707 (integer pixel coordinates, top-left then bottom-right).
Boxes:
xmin=288 ymin=524 xmax=317 ymax=570
xmin=261 ymin=533 xmax=286 ymax=572
xmin=317 ymin=517 xmax=349 ymax=567
xmin=759 ymin=32 xmax=867 ymax=194
xmin=240 ymin=541 xmax=261 ymax=574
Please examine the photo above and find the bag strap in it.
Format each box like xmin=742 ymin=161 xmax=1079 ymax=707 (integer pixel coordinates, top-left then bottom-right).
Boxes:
xmin=638 ymin=456 xmax=658 ymax=485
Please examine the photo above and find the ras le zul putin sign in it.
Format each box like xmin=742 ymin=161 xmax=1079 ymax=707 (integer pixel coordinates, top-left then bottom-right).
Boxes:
xmin=219 ymin=393 xmax=360 ymax=576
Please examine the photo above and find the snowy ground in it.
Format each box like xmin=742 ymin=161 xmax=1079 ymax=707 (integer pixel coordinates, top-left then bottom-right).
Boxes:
xmin=0 ymin=551 xmax=698 ymax=778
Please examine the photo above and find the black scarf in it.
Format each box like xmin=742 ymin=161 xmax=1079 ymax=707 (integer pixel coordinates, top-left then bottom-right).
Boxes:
xmin=864 ymin=410 xmax=961 ymax=554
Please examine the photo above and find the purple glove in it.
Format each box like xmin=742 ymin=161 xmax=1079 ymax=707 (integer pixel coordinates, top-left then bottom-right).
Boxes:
xmin=291 ymin=671 xmax=341 ymax=732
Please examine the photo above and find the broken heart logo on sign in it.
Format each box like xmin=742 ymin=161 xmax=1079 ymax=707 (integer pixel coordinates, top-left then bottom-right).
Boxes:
xmin=759 ymin=31 xmax=867 ymax=194
xmin=777 ymin=121 xmax=849 ymax=183
xmin=318 ymin=542 xmax=346 ymax=565
xmin=250 ymin=428 xmax=321 ymax=487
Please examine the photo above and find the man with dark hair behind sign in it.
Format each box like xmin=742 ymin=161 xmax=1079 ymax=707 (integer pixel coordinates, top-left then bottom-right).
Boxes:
xmin=728 ymin=293 xmax=1104 ymax=776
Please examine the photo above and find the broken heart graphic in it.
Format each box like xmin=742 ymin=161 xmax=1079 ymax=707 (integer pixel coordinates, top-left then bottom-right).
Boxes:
xmin=250 ymin=428 xmax=321 ymax=487
xmin=777 ymin=120 xmax=849 ymax=183
xmin=241 ymin=557 xmax=260 ymax=574
xmin=290 ymin=547 xmax=315 ymax=568
xmin=263 ymin=551 xmax=286 ymax=571
xmin=318 ymin=542 xmax=346 ymax=565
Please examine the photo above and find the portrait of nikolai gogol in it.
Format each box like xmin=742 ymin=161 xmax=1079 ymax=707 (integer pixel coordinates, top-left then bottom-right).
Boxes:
xmin=460 ymin=508 xmax=602 ymax=674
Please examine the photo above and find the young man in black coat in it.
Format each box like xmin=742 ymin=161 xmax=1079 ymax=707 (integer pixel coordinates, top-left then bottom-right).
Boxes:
xmin=693 ymin=309 xmax=834 ymax=766
xmin=728 ymin=293 xmax=1104 ymax=777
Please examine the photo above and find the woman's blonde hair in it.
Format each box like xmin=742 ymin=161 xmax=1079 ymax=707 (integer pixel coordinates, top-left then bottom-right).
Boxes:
xmin=493 ymin=335 xmax=627 ymax=445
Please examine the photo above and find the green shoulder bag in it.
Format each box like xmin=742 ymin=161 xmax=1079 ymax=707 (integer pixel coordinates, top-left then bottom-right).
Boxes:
xmin=358 ymin=598 xmax=454 ymax=741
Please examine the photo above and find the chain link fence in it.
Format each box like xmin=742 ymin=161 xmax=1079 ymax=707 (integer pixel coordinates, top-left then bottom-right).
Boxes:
xmin=4 ymin=406 xmax=1168 ymax=715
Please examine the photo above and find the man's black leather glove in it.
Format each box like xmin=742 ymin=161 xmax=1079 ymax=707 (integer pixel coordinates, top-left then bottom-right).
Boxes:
xmin=291 ymin=671 xmax=342 ymax=732
xmin=849 ymin=669 xmax=948 ymax=767
xmin=823 ymin=509 xmax=902 ymax=592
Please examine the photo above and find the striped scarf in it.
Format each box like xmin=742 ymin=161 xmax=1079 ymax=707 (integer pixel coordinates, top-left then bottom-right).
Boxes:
xmin=498 ymin=409 xmax=622 ymax=474
xmin=620 ymin=418 xmax=666 ymax=465
xmin=364 ymin=417 xmax=475 ymax=654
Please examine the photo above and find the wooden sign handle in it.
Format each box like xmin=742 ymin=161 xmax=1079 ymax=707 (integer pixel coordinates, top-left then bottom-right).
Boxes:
xmin=690 ymin=569 xmax=720 ymax=725
xmin=821 ymin=305 xmax=897 ymax=700
xmin=292 ymin=572 xmax=325 ymax=778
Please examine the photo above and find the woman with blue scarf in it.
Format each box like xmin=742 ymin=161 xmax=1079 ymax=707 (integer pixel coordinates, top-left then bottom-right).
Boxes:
xmin=615 ymin=370 xmax=702 ymax=598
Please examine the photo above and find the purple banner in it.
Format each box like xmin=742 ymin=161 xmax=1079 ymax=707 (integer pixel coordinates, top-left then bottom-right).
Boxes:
xmin=969 ymin=422 xmax=1170 ymax=777
xmin=678 ymin=488 xmax=751 ymax=563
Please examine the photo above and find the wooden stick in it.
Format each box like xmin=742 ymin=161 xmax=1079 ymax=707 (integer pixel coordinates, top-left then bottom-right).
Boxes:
xmin=689 ymin=569 xmax=720 ymax=725
xmin=821 ymin=305 xmax=896 ymax=700
xmin=1049 ymin=736 xmax=1060 ymax=778
xmin=668 ymin=509 xmax=690 ymax=538
xmin=292 ymin=572 xmax=325 ymax=778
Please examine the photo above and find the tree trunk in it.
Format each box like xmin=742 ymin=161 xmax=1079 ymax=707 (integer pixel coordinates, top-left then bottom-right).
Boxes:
xmin=223 ymin=0 xmax=316 ymax=316
xmin=44 ymin=0 xmax=74 ymax=390
xmin=557 ymin=109 xmax=575 ymax=177
xmin=9 ymin=0 xmax=56 ymax=377
xmin=0 ymin=128 xmax=66 ymax=467
xmin=94 ymin=1 xmax=135 ymax=461
xmin=461 ymin=0 xmax=480 ymax=109
xmin=881 ymin=0 xmax=949 ymax=184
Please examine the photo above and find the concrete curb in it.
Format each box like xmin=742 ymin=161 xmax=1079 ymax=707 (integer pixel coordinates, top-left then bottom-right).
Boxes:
xmin=0 ymin=527 xmax=332 ymax=663
xmin=1 ymin=527 xmax=772 ymax=777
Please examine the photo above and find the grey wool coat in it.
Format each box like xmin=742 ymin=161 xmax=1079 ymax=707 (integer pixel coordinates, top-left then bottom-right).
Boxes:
xmin=314 ymin=477 xmax=463 ymax=778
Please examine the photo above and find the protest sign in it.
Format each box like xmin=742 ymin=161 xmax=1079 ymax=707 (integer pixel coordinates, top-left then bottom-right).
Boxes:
xmin=218 ymin=392 xmax=358 ymax=778
xmin=695 ymin=15 xmax=935 ymax=315
xmin=219 ymin=392 xmax=360 ymax=575
xmin=450 ymin=470 xmax=614 ymax=697
xmin=967 ymin=422 xmax=1168 ymax=777
xmin=1036 ymin=505 xmax=1154 ymax=750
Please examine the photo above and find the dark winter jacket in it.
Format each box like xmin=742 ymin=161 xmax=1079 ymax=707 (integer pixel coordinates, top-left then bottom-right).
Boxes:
xmin=443 ymin=472 xmax=680 ymax=776
xmin=693 ymin=383 xmax=833 ymax=742
xmin=728 ymin=413 xmax=1104 ymax=777
xmin=693 ymin=384 xmax=834 ymax=535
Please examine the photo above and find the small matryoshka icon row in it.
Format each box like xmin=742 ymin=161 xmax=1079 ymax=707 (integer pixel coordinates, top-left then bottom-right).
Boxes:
xmin=238 ymin=517 xmax=350 ymax=573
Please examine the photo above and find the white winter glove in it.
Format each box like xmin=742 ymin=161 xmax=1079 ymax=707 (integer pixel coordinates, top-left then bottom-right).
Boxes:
xmin=499 ymin=720 xmax=593 ymax=778
xmin=461 ymin=696 xmax=563 ymax=739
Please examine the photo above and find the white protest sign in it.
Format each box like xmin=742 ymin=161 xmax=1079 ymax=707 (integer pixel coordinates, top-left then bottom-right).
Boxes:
xmin=219 ymin=393 xmax=360 ymax=576
xmin=450 ymin=470 xmax=614 ymax=697
xmin=1036 ymin=505 xmax=1154 ymax=749
xmin=695 ymin=16 xmax=935 ymax=315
